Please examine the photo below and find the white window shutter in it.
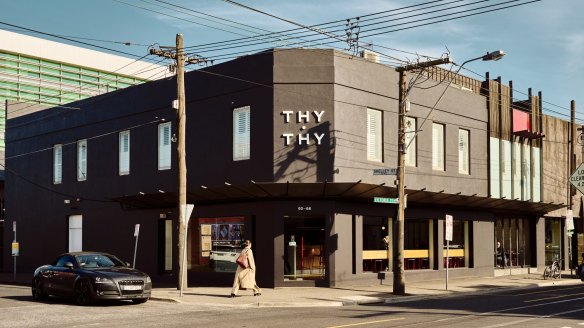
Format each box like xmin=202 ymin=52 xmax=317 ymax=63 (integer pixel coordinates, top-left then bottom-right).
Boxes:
xmin=233 ymin=106 xmax=250 ymax=161
xmin=432 ymin=123 xmax=444 ymax=171
xmin=367 ymin=108 xmax=382 ymax=162
xmin=405 ymin=117 xmax=416 ymax=166
xmin=158 ymin=123 xmax=171 ymax=170
xmin=458 ymin=129 xmax=469 ymax=174
xmin=77 ymin=140 xmax=87 ymax=181
xmin=54 ymin=144 xmax=62 ymax=184
xmin=119 ymin=131 xmax=130 ymax=175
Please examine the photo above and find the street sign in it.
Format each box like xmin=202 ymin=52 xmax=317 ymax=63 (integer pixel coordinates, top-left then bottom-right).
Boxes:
xmin=569 ymin=163 xmax=584 ymax=194
xmin=373 ymin=168 xmax=397 ymax=175
xmin=374 ymin=197 xmax=399 ymax=204
xmin=445 ymin=215 xmax=453 ymax=242
xmin=566 ymin=209 xmax=574 ymax=230
xmin=11 ymin=242 xmax=19 ymax=256
xmin=566 ymin=209 xmax=574 ymax=237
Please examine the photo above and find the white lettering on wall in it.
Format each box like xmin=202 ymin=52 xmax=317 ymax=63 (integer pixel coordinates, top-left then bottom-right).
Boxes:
xmin=281 ymin=111 xmax=294 ymax=123
xmin=313 ymin=110 xmax=325 ymax=122
xmin=280 ymin=110 xmax=327 ymax=146
xmin=297 ymin=111 xmax=310 ymax=123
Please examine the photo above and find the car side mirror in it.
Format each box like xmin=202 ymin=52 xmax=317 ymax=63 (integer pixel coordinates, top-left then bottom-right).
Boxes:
xmin=126 ymin=262 xmax=132 ymax=267
xmin=64 ymin=262 xmax=74 ymax=269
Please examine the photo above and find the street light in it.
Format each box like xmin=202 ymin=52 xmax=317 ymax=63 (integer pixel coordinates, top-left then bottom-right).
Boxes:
xmin=393 ymin=50 xmax=505 ymax=296
xmin=457 ymin=50 xmax=506 ymax=70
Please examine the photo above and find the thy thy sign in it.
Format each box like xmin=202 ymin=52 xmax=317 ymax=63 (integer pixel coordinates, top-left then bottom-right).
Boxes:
xmin=569 ymin=162 xmax=584 ymax=195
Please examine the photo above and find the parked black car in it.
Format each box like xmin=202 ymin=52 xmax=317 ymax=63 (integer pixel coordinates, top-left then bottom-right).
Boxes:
xmin=32 ymin=252 xmax=152 ymax=305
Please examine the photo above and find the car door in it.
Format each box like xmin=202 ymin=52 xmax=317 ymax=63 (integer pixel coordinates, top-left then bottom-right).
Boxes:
xmin=50 ymin=255 xmax=77 ymax=296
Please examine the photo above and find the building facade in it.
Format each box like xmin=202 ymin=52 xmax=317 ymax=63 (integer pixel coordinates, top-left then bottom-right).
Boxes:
xmin=0 ymin=30 xmax=166 ymax=270
xmin=4 ymin=48 xmax=578 ymax=288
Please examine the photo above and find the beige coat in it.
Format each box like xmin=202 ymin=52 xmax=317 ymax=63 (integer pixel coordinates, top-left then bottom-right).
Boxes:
xmin=232 ymin=246 xmax=260 ymax=291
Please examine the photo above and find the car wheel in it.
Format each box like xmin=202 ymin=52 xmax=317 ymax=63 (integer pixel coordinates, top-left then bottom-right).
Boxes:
xmin=74 ymin=280 xmax=93 ymax=306
xmin=132 ymin=298 xmax=148 ymax=304
xmin=31 ymin=278 xmax=48 ymax=300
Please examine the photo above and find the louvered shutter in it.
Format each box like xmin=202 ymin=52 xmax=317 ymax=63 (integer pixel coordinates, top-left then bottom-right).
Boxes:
xmin=158 ymin=123 xmax=171 ymax=170
xmin=54 ymin=144 xmax=62 ymax=184
xmin=119 ymin=131 xmax=130 ymax=175
xmin=367 ymin=108 xmax=382 ymax=162
xmin=233 ymin=106 xmax=250 ymax=161
xmin=458 ymin=129 xmax=469 ymax=174
xmin=432 ymin=123 xmax=444 ymax=170
xmin=405 ymin=117 xmax=416 ymax=166
xmin=77 ymin=140 xmax=87 ymax=181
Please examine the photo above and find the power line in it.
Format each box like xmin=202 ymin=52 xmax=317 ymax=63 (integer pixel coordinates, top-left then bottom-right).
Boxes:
xmin=113 ymin=0 xmax=253 ymax=38
xmin=185 ymin=0 xmax=539 ymax=65
xmin=150 ymin=0 xmax=273 ymax=35
xmin=0 ymin=27 xmax=151 ymax=47
xmin=0 ymin=21 xmax=157 ymax=61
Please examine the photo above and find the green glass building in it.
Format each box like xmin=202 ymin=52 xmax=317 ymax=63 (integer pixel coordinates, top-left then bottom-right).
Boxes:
xmin=0 ymin=29 xmax=166 ymax=153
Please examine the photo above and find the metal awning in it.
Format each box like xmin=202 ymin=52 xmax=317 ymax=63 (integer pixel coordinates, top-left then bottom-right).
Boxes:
xmin=110 ymin=181 xmax=565 ymax=215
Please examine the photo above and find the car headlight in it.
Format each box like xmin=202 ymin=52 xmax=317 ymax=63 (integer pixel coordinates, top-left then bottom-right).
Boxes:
xmin=94 ymin=277 xmax=114 ymax=284
xmin=145 ymin=275 xmax=151 ymax=284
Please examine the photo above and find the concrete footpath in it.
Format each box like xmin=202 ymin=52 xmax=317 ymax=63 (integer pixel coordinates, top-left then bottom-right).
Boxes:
xmin=148 ymin=272 xmax=582 ymax=308
xmin=3 ymin=272 xmax=582 ymax=308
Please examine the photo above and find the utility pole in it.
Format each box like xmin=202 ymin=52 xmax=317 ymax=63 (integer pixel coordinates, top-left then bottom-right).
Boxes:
xmin=394 ymin=58 xmax=451 ymax=295
xmin=150 ymin=34 xmax=210 ymax=295
xmin=569 ymin=100 xmax=576 ymax=273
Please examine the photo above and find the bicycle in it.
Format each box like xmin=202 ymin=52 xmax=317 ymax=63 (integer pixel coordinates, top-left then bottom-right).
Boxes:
xmin=543 ymin=258 xmax=561 ymax=280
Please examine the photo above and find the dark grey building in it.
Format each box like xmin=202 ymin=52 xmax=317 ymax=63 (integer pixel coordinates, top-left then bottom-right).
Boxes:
xmin=4 ymin=49 xmax=571 ymax=288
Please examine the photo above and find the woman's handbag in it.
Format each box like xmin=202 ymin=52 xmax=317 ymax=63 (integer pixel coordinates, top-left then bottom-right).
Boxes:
xmin=236 ymin=250 xmax=249 ymax=268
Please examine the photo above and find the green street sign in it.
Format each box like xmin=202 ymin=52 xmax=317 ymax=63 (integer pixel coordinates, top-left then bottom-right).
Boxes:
xmin=373 ymin=197 xmax=399 ymax=204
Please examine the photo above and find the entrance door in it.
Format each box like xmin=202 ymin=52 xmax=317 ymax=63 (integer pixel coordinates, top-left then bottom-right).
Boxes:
xmin=283 ymin=216 xmax=325 ymax=281
xmin=495 ymin=218 xmax=530 ymax=268
xmin=68 ymin=215 xmax=82 ymax=252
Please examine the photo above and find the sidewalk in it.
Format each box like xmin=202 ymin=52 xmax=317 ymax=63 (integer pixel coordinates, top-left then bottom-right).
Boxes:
xmin=3 ymin=272 xmax=581 ymax=308
xmin=148 ymin=272 xmax=583 ymax=308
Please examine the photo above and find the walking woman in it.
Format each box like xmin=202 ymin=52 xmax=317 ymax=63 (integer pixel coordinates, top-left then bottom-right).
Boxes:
xmin=231 ymin=240 xmax=261 ymax=297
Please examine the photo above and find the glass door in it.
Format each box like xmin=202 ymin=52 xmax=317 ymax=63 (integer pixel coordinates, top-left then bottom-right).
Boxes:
xmin=284 ymin=216 xmax=325 ymax=281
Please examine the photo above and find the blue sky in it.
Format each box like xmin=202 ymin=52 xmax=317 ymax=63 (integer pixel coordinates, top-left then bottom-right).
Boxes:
xmin=2 ymin=0 xmax=582 ymax=122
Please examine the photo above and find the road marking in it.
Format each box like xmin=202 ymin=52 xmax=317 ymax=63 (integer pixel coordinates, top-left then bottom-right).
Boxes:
xmin=479 ymin=307 xmax=584 ymax=328
xmin=524 ymin=291 xmax=584 ymax=303
xmin=326 ymin=318 xmax=405 ymax=328
xmin=513 ymin=285 xmax=584 ymax=296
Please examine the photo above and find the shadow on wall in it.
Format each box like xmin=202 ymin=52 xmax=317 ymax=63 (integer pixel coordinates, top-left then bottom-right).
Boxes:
xmin=274 ymin=122 xmax=335 ymax=182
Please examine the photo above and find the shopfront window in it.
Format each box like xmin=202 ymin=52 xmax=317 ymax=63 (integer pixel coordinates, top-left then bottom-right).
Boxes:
xmin=284 ymin=216 xmax=325 ymax=281
xmin=362 ymin=216 xmax=390 ymax=273
xmin=545 ymin=218 xmax=561 ymax=266
xmin=495 ymin=218 xmax=530 ymax=268
xmin=443 ymin=220 xmax=468 ymax=268
xmin=405 ymin=219 xmax=431 ymax=270
xmin=188 ymin=217 xmax=245 ymax=273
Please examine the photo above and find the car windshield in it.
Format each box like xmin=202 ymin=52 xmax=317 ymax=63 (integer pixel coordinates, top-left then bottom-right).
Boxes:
xmin=75 ymin=254 xmax=125 ymax=268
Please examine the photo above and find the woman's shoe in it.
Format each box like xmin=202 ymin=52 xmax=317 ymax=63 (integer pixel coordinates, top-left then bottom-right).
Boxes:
xmin=254 ymin=293 xmax=261 ymax=296
xmin=230 ymin=293 xmax=236 ymax=298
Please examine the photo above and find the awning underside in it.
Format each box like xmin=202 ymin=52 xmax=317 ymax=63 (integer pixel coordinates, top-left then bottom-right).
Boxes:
xmin=110 ymin=181 xmax=565 ymax=215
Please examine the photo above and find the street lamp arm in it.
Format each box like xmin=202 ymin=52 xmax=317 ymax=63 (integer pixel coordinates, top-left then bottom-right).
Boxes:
xmin=454 ymin=50 xmax=506 ymax=71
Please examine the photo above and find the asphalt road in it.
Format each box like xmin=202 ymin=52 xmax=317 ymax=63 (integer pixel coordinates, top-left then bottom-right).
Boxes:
xmin=2 ymin=283 xmax=584 ymax=327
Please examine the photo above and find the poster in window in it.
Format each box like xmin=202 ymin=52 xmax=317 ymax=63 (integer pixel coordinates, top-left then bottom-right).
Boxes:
xmin=229 ymin=224 xmax=241 ymax=241
xmin=212 ymin=224 xmax=219 ymax=240
xmin=218 ymin=224 xmax=229 ymax=240
xmin=201 ymin=235 xmax=212 ymax=251
xmin=201 ymin=224 xmax=211 ymax=236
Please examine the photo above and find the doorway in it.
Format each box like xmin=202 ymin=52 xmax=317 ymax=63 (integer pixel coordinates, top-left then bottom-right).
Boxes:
xmin=284 ymin=216 xmax=325 ymax=281
xmin=68 ymin=215 xmax=82 ymax=252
